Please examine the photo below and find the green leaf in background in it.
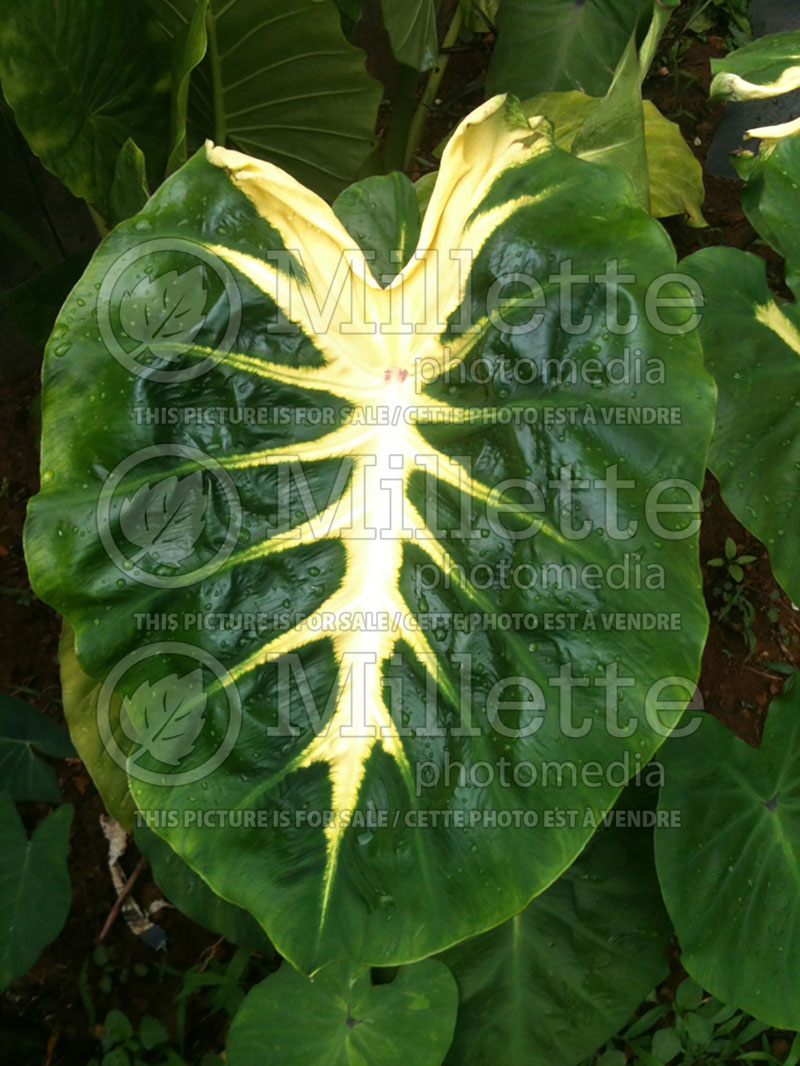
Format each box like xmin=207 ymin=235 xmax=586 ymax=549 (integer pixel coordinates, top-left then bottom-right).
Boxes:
xmin=108 ymin=139 xmax=151 ymax=228
xmin=682 ymin=246 xmax=800 ymax=604
xmin=166 ymin=0 xmax=209 ymax=175
xmin=149 ymin=0 xmax=382 ymax=201
xmin=652 ymin=1026 xmax=682 ymax=1062
xmin=134 ymin=825 xmax=273 ymax=953
xmin=0 ymin=694 xmax=75 ymax=803
xmin=459 ymin=0 xmax=498 ymax=33
xmin=2 ymin=252 xmax=93 ymax=352
xmin=524 ymin=91 xmax=705 ymax=224
xmin=380 ymin=0 xmax=438 ymax=71
xmin=0 ymin=794 xmax=73 ymax=990
xmin=487 ymin=0 xmax=647 ymax=99
xmin=333 ymin=0 xmax=364 ymax=37
xmin=25 ymin=98 xmax=714 ymax=973
xmin=441 ymin=804 xmax=671 ymax=1066
xmin=734 ymin=135 xmax=800 ymax=298
xmin=642 ymin=102 xmax=705 ymax=226
xmin=333 ymin=171 xmax=421 ymax=283
xmin=139 ymin=1015 xmax=168 ymax=1051
xmin=0 ymin=0 xmax=170 ymax=217
xmin=414 ymin=170 xmax=437 ymax=220
xmin=572 ymin=35 xmax=649 ymax=212
xmin=656 ymin=690 xmax=800 ymax=1029
xmin=226 ymin=959 xmax=458 ymax=1066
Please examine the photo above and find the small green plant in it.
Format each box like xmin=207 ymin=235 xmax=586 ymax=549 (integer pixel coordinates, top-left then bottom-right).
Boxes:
xmin=588 ymin=977 xmax=800 ymax=1066
xmin=708 ymin=538 xmax=757 ymax=583
xmin=89 ymin=1008 xmax=182 ymax=1066
xmin=83 ymin=945 xmax=149 ymax=1002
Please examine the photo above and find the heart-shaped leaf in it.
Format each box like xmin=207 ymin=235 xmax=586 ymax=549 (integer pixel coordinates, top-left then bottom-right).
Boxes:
xmin=655 ymin=689 xmax=800 ymax=1030
xmin=380 ymin=0 xmax=438 ymax=71
xmin=523 ymin=91 xmax=705 ymax=225
xmin=26 ymin=96 xmax=714 ymax=972
xmin=0 ymin=0 xmax=169 ymax=215
xmin=149 ymin=0 xmax=382 ymax=201
xmin=0 ymin=795 xmax=73 ymax=990
xmin=487 ymin=0 xmax=646 ymax=99
xmin=441 ymin=791 xmax=671 ymax=1066
xmin=226 ymin=958 xmax=458 ymax=1066
xmin=0 ymin=694 xmax=75 ymax=803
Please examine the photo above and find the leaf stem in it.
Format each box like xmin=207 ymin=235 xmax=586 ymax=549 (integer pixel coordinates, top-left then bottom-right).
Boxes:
xmin=0 ymin=209 xmax=57 ymax=270
xmin=384 ymin=65 xmax=421 ymax=174
xmin=206 ymin=7 xmax=226 ymax=146
xmin=638 ymin=0 xmax=680 ymax=83
xmin=403 ymin=4 xmax=464 ymax=173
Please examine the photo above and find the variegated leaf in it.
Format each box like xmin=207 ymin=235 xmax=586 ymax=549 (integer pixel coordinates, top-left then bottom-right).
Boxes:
xmin=26 ymin=95 xmax=714 ymax=972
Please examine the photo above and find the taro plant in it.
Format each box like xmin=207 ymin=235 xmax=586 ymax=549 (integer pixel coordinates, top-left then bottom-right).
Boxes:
xmin=23 ymin=92 xmax=716 ymax=973
xmin=6 ymin=2 xmax=800 ymax=1065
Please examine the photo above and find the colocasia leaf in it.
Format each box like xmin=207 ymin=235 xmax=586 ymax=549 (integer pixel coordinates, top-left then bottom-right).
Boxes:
xmin=0 ymin=795 xmax=73 ymax=990
xmin=656 ymin=685 xmax=800 ymax=1029
xmin=25 ymin=95 xmax=714 ymax=972
xmin=226 ymin=959 xmax=458 ymax=1066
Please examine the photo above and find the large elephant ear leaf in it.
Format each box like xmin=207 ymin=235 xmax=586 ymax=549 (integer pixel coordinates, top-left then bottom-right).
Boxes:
xmin=487 ymin=0 xmax=646 ymax=98
xmin=25 ymin=94 xmax=714 ymax=973
xmin=655 ymin=687 xmax=800 ymax=1030
xmin=226 ymin=958 xmax=458 ymax=1066
xmin=441 ymin=793 xmax=671 ymax=1066
xmin=149 ymin=0 xmax=382 ymax=201
xmin=682 ymin=245 xmax=800 ymax=604
xmin=0 ymin=0 xmax=170 ymax=217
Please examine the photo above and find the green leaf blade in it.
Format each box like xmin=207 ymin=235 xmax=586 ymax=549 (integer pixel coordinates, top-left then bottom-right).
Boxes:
xmin=226 ymin=959 xmax=458 ymax=1066
xmin=656 ymin=689 xmax=800 ymax=1029
xmin=0 ymin=795 xmax=73 ymax=990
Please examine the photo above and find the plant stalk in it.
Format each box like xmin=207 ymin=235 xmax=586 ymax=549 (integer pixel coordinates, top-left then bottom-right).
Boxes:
xmin=403 ymin=4 xmax=464 ymax=173
xmin=0 ymin=209 xmax=57 ymax=270
xmin=639 ymin=0 xmax=681 ymax=83
xmin=206 ymin=8 xmax=226 ymax=146
xmin=384 ymin=65 xmax=422 ymax=174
